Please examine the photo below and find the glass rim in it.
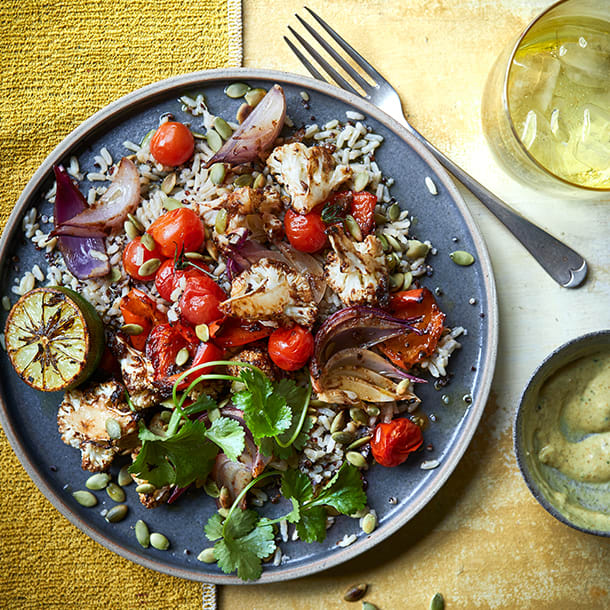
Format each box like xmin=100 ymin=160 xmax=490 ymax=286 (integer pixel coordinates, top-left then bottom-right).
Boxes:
xmin=501 ymin=0 xmax=610 ymax=192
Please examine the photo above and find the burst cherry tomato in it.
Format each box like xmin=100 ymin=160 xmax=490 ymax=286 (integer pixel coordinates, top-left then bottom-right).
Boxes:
xmin=268 ymin=325 xmax=314 ymax=371
xmin=350 ymin=191 xmax=377 ymax=236
xmin=148 ymin=207 xmax=206 ymax=259
xmin=145 ymin=322 xmax=198 ymax=380
xmin=155 ymin=259 xmax=211 ymax=302
xmin=149 ymin=121 xmax=195 ymax=167
xmin=119 ymin=288 xmax=167 ymax=351
xmin=122 ymin=236 xmax=165 ymax=282
xmin=179 ymin=275 xmax=227 ymax=326
xmin=183 ymin=341 xmax=225 ymax=385
xmin=284 ymin=206 xmax=327 ymax=253
xmin=371 ymin=418 xmax=423 ymax=467
xmin=211 ymin=318 xmax=274 ymax=349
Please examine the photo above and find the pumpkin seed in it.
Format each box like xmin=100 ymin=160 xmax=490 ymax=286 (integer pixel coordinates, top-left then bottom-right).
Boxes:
xmin=135 ymin=519 xmax=150 ymax=548
xmin=388 ymin=202 xmax=401 ymax=221
xmin=159 ymin=410 xmax=172 ymax=423
xmin=73 ymin=490 xmax=97 ymax=507
xmin=85 ymin=473 xmax=111 ymax=491
xmin=396 ymin=379 xmax=411 ymax=396
xmin=105 ymin=418 xmax=122 ymax=440
xmin=347 ymin=435 xmax=372 ymax=450
xmin=430 ymin=593 xmax=445 ymax=610
xmin=385 ymin=234 xmax=403 ymax=252
xmin=353 ymin=171 xmax=369 ymax=192
xmin=363 ymin=603 xmax=379 ymax=610
xmin=344 ymin=214 xmax=363 ymax=241
xmin=253 ymin=173 xmax=266 ymax=189
xmin=450 ymin=250 xmax=475 ymax=266
xmin=164 ymin=197 xmax=183 ymax=211
xmin=390 ymin=272 xmax=405 ymax=292
xmin=140 ymin=129 xmax=155 ymax=147
xmin=150 ymin=532 xmax=170 ymax=550
xmin=330 ymin=411 xmax=345 ymax=434
xmin=108 ymin=267 xmax=122 ymax=282
xmin=215 ymin=208 xmax=228 ymax=234
xmin=219 ymin=485 xmax=230 ymax=504
xmin=244 ymin=88 xmax=266 ymax=107
xmin=209 ymin=162 xmax=226 ymax=185
xmin=365 ymin=405 xmax=380 ymax=417
xmin=208 ymin=408 xmax=221 ymax=423
xmin=331 ymin=431 xmax=355 ymax=444
xmin=349 ymin=408 xmax=368 ymax=425
xmin=117 ymin=465 xmax=132 ymax=487
xmin=195 ymin=323 xmax=210 ymax=342
xmin=138 ymin=258 xmax=161 ymax=277
xmin=127 ymin=213 xmax=145 ymax=233
xmin=140 ymin=232 xmax=156 ymax=252
xmin=406 ymin=239 xmax=429 ymax=259
xmin=236 ymin=102 xmax=252 ymax=124
xmin=309 ymin=399 xmax=327 ymax=408
xmin=136 ymin=483 xmax=156 ymax=494
xmin=386 ymin=252 xmax=400 ymax=272
xmin=361 ymin=512 xmax=377 ymax=534
xmin=206 ymin=239 xmax=219 ymax=261
xmin=106 ymin=482 xmax=126 ymax=503
xmin=175 ymin=347 xmax=189 ymax=367
xmin=343 ymin=583 xmax=368 ymax=602
xmin=218 ymin=507 xmax=230 ymax=519
xmin=161 ymin=172 xmax=177 ymax=194
xmin=204 ymin=479 xmax=220 ymax=498
xmin=346 ymin=451 xmax=368 ymax=469
xmin=197 ymin=547 xmax=217 ymax=563
xmin=300 ymin=91 xmax=310 ymax=102
xmin=234 ymin=173 xmax=253 ymax=188
xmin=2 ymin=296 xmax=11 ymax=311
xmin=374 ymin=212 xmax=387 ymax=225
xmin=185 ymin=251 xmax=206 ymax=261
xmin=206 ymin=129 xmax=223 ymax=152
xmin=402 ymin=271 xmax=413 ymax=290
xmin=225 ymin=82 xmax=250 ymax=98
xmin=120 ymin=323 xmax=143 ymax=336
xmin=124 ymin=220 xmax=140 ymax=240
xmin=105 ymin=504 xmax=128 ymax=523
xmin=213 ymin=116 xmax=233 ymax=141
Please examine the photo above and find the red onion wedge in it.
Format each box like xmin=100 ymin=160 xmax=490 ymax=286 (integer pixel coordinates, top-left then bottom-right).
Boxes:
xmin=52 ymin=165 xmax=110 ymax=279
xmin=206 ymin=85 xmax=286 ymax=167
xmin=275 ymin=241 xmax=326 ymax=304
xmin=53 ymin=157 xmax=140 ymax=237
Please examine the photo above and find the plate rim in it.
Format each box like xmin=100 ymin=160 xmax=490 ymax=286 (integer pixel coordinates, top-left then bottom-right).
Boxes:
xmin=0 ymin=67 xmax=498 ymax=584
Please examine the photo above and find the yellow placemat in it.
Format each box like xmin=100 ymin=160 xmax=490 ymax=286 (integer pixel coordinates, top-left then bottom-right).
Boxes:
xmin=0 ymin=1 xmax=241 ymax=608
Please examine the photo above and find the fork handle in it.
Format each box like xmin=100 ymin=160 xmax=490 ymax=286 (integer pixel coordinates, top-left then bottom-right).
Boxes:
xmin=403 ymin=124 xmax=588 ymax=288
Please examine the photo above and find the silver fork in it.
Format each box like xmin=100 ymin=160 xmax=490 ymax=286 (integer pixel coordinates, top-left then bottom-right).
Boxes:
xmin=285 ymin=7 xmax=588 ymax=289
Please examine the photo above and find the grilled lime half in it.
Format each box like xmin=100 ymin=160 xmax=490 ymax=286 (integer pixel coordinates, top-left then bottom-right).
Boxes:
xmin=4 ymin=286 xmax=105 ymax=392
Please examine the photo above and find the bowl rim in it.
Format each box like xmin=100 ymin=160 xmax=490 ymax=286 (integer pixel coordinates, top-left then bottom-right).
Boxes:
xmin=514 ymin=328 xmax=610 ymax=537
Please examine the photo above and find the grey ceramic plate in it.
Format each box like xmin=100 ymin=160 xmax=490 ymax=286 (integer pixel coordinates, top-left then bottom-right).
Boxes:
xmin=0 ymin=68 xmax=497 ymax=583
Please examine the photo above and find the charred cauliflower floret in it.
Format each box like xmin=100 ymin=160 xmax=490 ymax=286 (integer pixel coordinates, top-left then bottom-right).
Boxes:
xmin=324 ymin=225 xmax=389 ymax=307
xmin=227 ymin=344 xmax=280 ymax=381
xmin=58 ymin=380 xmax=138 ymax=472
xmin=220 ymin=258 xmax=317 ymax=327
xmin=266 ymin=143 xmax=351 ymax=214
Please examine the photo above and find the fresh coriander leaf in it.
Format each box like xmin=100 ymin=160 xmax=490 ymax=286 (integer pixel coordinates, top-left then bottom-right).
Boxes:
xmin=137 ymin=420 xmax=166 ymax=442
xmin=204 ymin=513 xmax=225 ymax=541
xmin=295 ymin=505 xmax=328 ymax=543
xmin=184 ymin=394 xmax=217 ymax=416
xmin=281 ymin=469 xmax=313 ymax=505
xmin=205 ymin=417 xmax=245 ymax=462
xmin=308 ymin=463 xmax=367 ymax=515
xmin=223 ymin=508 xmax=259 ymax=540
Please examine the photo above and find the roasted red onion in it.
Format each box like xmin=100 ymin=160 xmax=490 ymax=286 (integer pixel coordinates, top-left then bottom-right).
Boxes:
xmin=275 ymin=242 xmax=326 ymax=304
xmin=52 ymin=165 xmax=110 ymax=279
xmin=206 ymin=85 xmax=286 ymax=167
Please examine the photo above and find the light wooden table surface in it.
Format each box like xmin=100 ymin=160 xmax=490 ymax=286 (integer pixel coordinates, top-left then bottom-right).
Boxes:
xmin=221 ymin=1 xmax=610 ymax=608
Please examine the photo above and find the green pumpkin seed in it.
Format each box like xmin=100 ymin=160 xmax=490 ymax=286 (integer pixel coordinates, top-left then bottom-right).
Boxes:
xmin=195 ymin=323 xmax=210 ymax=342
xmin=150 ymin=532 xmax=170 ymax=550
xmin=300 ymin=91 xmax=310 ymax=102
xmin=106 ymin=482 xmax=126 ymax=503
xmin=120 ymin=323 xmax=143 ymax=336
xmin=402 ymin=271 xmax=413 ymax=290
xmin=376 ymin=233 xmax=389 ymax=252
xmin=234 ymin=173 xmax=253 ymax=188
xmin=353 ymin=171 xmax=369 ymax=192
xmin=346 ymin=451 xmax=368 ymax=469
xmin=388 ymin=202 xmax=401 ymax=221
xmin=164 ymin=197 xmax=183 ymax=211
xmin=430 ymin=593 xmax=445 ymax=610
xmin=406 ymin=239 xmax=429 ymax=259
xmin=390 ymin=272 xmax=405 ymax=292
xmin=244 ymin=88 xmax=266 ymax=107
xmin=225 ymin=82 xmax=251 ymax=98
xmin=206 ymin=129 xmax=223 ymax=152
xmin=135 ymin=519 xmax=150 ymax=548
xmin=206 ymin=239 xmax=219 ymax=261
xmin=365 ymin=405 xmax=380 ymax=417
xmin=253 ymin=173 xmax=266 ymax=189
xmin=344 ymin=214 xmax=363 ymax=241
xmin=136 ymin=483 xmax=156 ymax=494
xmin=127 ymin=213 xmax=145 ymax=233
xmin=208 ymin=408 xmax=221 ymax=423
xmin=349 ymin=408 xmax=368 ymax=425
xmin=175 ymin=347 xmax=190 ymax=367
xmin=396 ymin=379 xmax=411 ymax=396
xmin=105 ymin=504 xmax=128 ymax=523
xmin=197 ymin=547 xmax=217 ymax=563
xmin=450 ymin=250 xmax=475 ymax=266
xmin=386 ymin=252 xmax=400 ymax=272
xmin=209 ymin=162 xmax=226 ymax=185
xmin=161 ymin=172 xmax=177 ymax=194
xmin=73 ymin=490 xmax=97 ymax=507
xmin=138 ymin=258 xmax=161 ymax=277
xmin=117 ymin=465 xmax=132 ymax=487
xmin=332 ymin=431 xmax=355 ymax=445
xmin=140 ymin=129 xmax=155 ymax=147
xmin=374 ymin=212 xmax=387 ymax=225
xmin=124 ymin=219 xmax=140 ymax=240
xmin=330 ymin=411 xmax=345 ymax=434
xmin=159 ymin=410 xmax=172 ymax=424
xmin=363 ymin=603 xmax=379 ymax=610
xmin=85 ymin=473 xmax=111 ymax=491
xmin=385 ymin=234 xmax=403 ymax=252
xmin=204 ymin=479 xmax=220 ymax=498
xmin=108 ymin=267 xmax=122 ymax=282
xmin=343 ymin=583 xmax=368 ymax=602
xmin=361 ymin=512 xmax=377 ymax=534
xmin=309 ymin=399 xmax=327 ymax=408
xmin=236 ymin=102 xmax=252 ymax=124
xmin=140 ymin=232 xmax=156 ymax=252
xmin=213 ymin=116 xmax=233 ymax=141
xmin=347 ymin=435 xmax=372 ymax=451
xmin=215 ymin=208 xmax=228 ymax=234
xmin=105 ymin=418 xmax=122 ymax=440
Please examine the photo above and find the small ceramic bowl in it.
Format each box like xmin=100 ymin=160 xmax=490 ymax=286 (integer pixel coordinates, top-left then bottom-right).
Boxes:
xmin=514 ymin=330 xmax=610 ymax=536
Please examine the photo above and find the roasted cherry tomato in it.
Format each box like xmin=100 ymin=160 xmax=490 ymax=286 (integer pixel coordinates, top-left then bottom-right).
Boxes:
xmin=119 ymin=288 xmax=167 ymax=351
xmin=284 ymin=206 xmax=327 ymax=253
xmin=149 ymin=121 xmax=195 ymax=167
xmin=379 ymin=287 xmax=446 ymax=370
xmin=155 ymin=259 xmax=211 ymax=302
xmin=211 ymin=318 xmax=274 ymax=349
xmin=371 ymin=418 xmax=423 ymax=467
xmin=145 ymin=322 xmax=198 ymax=380
xmin=122 ymin=236 xmax=164 ymax=282
xmin=268 ymin=325 xmax=314 ymax=371
xmin=179 ymin=275 xmax=226 ymax=326
xmin=148 ymin=208 xmax=206 ymax=259
xmin=350 ymin=191 xmax=377 ymax=236
xmin=183 ymin=341 xmax=225 ymax=385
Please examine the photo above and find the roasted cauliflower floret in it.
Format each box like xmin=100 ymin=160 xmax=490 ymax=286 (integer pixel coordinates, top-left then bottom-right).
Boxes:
xmin=58 ymin=380 xmax=138 ymax=472
xmin=324 ymin=225 xmax=389 ymax=307
xmin=220 ymin=258 xmax=317 ymax=327
xmin=266 ymin=143 xmax=351 ymax=214
xmin=227 ymin=344 xmax=280 ymax=381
